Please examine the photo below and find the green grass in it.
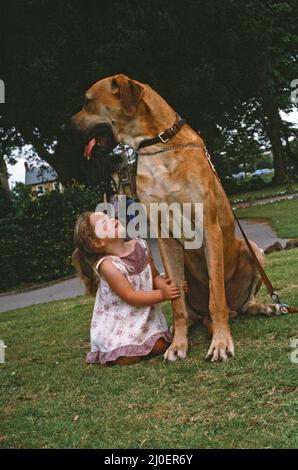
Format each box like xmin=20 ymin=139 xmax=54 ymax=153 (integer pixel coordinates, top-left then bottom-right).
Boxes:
xmin=235 ymin=198 xmax=298 ymax=239
xmin=1 ymin=249 xmax=298 ymax=449
xmin=229 ymin=182 xmax=298 ymax=204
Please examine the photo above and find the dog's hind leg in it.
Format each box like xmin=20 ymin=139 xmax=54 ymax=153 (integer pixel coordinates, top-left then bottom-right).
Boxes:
xmin=240 ymin=277 xmax=283 ymax=317
xmin=227 ymin=239 xmax=283 ymax=317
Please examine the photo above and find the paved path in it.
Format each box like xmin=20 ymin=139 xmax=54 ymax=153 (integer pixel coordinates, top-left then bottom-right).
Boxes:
xmin=235 ymin=219 xmax=291 ymax=250
xmin=0 ymin=222 xmax=291 ymax=314
xmin=0 ymin=238 xmax=164 ymax=314
xmin=0 ymin=276 xmax=83 ymax=314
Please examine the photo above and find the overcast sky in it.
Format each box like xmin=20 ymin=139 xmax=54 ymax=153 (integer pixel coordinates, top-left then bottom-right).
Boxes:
xmin=6 ymin=109 xmax=298 ymax=189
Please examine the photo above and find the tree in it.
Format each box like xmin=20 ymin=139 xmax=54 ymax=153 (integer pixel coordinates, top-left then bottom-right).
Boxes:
xmin=233 ymin=1 xmax=298 ymax=182
xmin=1 ymin=0 xmax=297 ymax=185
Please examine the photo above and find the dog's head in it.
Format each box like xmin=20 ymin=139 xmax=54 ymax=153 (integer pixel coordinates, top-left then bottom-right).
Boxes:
xmin=71 ymin=74 xmax=146 ymax=159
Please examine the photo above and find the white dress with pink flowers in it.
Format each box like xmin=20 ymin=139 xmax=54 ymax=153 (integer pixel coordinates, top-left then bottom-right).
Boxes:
xmin=86 ymin=238 xmax=172 ymax=364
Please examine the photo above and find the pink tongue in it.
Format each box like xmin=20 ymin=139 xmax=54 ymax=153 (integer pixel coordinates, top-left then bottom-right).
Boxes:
xmin=84 ymin=138 xmax=96 ymax=160
xmin=84 ymin=137 xmax=108 ymax=160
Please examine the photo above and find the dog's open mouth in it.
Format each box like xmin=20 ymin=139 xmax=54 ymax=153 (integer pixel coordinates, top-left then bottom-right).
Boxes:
xmin=84 ymin=136 xmax=110 ymax=159
xmin=78 ymin=123 xmax=134 ymax=189
xmin=83 ymin=124 xmax=116 ymax=160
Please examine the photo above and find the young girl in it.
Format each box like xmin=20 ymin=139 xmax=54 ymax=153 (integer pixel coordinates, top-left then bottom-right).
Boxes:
xmin=72 ymin=211 xmax=188 ymax=366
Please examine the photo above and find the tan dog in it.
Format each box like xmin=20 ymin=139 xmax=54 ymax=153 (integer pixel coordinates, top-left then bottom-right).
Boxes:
xmin=72 ymin=74 xmax=281 ymax=362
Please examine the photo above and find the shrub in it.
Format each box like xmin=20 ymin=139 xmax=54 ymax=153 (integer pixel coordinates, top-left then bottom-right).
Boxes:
xmin=0 ymin=186 xmax=13 ymax=218
xmin=245 ymin=175 xmax=266 ymax=192
xmin=222 ymin=175 xmax=268 ymax=195
xmin=221 ymin=177 xmax=240 ymax=195
xmin=0 ymin=182 xmax=104 ymax=291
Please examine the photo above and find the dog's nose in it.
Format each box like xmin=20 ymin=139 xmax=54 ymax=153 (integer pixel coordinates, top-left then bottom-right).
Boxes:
xmin=58 ymin=120 xmax=83 ymax=146
xmin=58 ymin=121 xmax=72 ymax=141
xmin=60 ymin=121 xmax=72 ymax=133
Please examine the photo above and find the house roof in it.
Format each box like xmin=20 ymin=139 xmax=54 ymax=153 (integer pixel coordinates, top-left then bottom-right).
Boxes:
xmin=24 ymin=163 xmax=58 ymax=185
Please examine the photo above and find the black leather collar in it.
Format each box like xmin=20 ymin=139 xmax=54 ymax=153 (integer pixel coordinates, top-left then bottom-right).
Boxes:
xmin=137 ymin=115 xmax=186 ymax=150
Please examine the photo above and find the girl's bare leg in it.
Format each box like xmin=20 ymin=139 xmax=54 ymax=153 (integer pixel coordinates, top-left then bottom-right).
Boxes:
xmin=106 ymin=338 xmax=170 ymax=365
xmin=149 ymin=338 xmax=169 ymax=356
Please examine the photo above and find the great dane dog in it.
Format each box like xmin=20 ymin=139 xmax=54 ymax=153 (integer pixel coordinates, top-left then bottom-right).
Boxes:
xmin=72 ymin=74 xmax=281 ymax=362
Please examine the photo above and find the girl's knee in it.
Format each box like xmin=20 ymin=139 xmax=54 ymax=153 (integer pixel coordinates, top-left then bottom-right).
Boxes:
xmin=108 ymin=355 xmax=141 ymax=366
xmin=150 ymin=338 xmax=169 ymax=356
xmin=105 ymin=338 xmax=170 ymax=365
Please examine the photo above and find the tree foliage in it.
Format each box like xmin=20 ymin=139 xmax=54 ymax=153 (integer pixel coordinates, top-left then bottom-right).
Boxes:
xmin=1 ymin=0 xmax=298 ymax=184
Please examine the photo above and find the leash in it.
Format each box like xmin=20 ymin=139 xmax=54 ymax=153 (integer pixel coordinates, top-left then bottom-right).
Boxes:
xmin=136 ymin=118 xmax=298 ymax=315
xmin=137 ymin=143 xmax=202 ymax=156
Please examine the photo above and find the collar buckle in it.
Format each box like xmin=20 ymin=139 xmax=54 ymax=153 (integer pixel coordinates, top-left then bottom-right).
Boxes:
xmin=158 ymin=132 xmax=170 ymax=143
xmin=138 ymin=115 xmax=186 ymax=150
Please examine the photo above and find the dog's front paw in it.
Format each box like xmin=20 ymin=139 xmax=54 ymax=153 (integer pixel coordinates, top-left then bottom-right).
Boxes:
xmin=163 ymin=340 xmax=188 ymax=362
xmin=206 ymin=331 xmax=234 ymax=362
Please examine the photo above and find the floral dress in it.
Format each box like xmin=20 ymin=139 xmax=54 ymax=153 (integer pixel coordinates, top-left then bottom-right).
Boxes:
xmin=86 ymin=238 xmax=172 ymax=364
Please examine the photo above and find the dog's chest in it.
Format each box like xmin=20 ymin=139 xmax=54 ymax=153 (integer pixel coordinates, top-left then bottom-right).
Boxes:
xmin=136 ymin=154 xmax=183 ymax=204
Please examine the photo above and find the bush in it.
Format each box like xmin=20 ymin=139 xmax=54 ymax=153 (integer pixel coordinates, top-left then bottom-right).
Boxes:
xmin=0 ymin=182 xmax=104 ymax=291
xmin=222 ymin=175 xmax=268 ymax=195
xmin=221 ymin=177 xmax=240 ymax=195
xmin=0 ymin=186 xmax=13 ymax=218
xmin=245 ymin=175 xmax=266 ymax=192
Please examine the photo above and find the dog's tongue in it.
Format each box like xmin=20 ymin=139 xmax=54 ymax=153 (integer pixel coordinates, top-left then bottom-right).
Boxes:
xmin=84 ymin=138 xmax=96 ymax=160
xmin=84 ymin=137 xmax=109 ymax=160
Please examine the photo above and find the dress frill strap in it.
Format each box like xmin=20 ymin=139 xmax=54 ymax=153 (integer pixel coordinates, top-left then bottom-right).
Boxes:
xmin=95 ymin=255 xmax=129 ymax=276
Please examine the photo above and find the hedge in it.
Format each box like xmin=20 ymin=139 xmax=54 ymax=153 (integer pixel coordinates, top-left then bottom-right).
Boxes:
xmin=0 ymin=182 xmax=104 ymax=292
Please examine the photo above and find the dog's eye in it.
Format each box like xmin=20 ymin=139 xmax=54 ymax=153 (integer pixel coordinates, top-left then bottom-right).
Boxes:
xmin=84 ymin=97 xmax=91 ymax=107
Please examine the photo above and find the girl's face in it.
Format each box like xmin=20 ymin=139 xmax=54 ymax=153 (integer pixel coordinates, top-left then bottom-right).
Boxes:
xmin=89 ymin=212 xmax=126 ymax=241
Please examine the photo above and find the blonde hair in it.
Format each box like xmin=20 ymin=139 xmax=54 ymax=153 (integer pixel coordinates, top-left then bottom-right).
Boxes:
xmin=72 ymin=212 xmax=105 ymax=296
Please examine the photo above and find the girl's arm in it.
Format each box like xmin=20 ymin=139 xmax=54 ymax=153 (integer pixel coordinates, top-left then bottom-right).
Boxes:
xmin=99 ymin=259 xmax=181 ymax=308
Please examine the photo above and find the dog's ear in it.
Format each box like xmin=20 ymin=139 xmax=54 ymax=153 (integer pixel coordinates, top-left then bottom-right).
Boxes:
xmin=111 ymin=75 xmax=144 ymax=116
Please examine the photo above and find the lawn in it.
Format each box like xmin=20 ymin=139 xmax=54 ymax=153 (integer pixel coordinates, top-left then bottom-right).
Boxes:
xmin=235 ymin=198 xmax=298 ymax=239
xmin=0 ymin=249 xmax=298 ymax=449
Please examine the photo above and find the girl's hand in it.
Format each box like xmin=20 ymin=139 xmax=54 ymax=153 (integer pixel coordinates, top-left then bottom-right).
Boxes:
xmin=160 ymin=278 xmax=181 ymax=301
xmin=181 ymin=280 xmax=189 ymax=293
xmin=161 ymin=278 xmax=189 ymax=294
